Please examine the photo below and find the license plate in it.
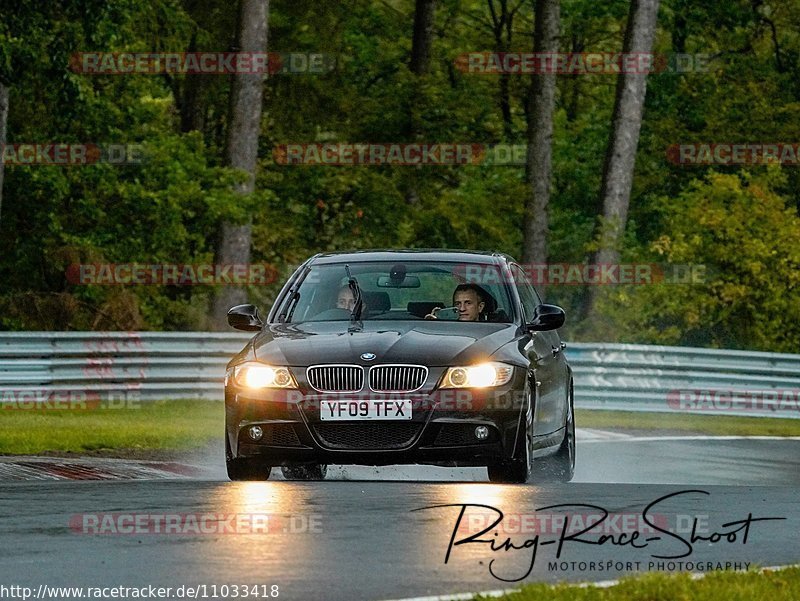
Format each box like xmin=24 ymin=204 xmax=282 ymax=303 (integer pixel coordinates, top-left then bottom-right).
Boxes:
xmin=319 ymin=399 xmax=412 ymax=421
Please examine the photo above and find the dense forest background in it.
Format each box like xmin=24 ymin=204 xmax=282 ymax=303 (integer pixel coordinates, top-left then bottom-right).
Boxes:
xmin=1 ymin=0 xmax=798 ymax=351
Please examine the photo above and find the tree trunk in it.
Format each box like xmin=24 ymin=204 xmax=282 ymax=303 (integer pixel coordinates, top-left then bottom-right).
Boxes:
xmin=583 ymin=0 xmax=660 ymax=318
xmin=0 ymin=81 xmax=9 ymax=230
xmin=410 ymin=0 xmax=437 ymax=76
xmin=499 ymin=72 xmax=513 ymax=140
xmin=405 ymin=0 xmax=437 ymax=206
xmin=522 ymin=0 xmax=560 ymax=299
xmin=486 ymin=0 xmax=517 ymax=141
xmin=180 ymin=32 xmax=207 ymax=133
xmin=671 ymin=0 xmax=687 ymax=54
xmin=211 ymin=0 xmax=268 ymax=329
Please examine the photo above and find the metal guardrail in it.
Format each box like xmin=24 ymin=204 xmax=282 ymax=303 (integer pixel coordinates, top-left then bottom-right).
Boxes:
xmin=0 ymin=332 xmax=250 ymax=402
xmin=0 ymin=333 xmax=798 ymax=418
xmin=567 ymin=342 xmax=800 ymax=418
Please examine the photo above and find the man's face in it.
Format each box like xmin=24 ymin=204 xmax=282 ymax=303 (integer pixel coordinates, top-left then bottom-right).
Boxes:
xmin=337 ymin=288 xmax=356 ymax=311
xmin=453 ymin=290 xmax=484 ymax=321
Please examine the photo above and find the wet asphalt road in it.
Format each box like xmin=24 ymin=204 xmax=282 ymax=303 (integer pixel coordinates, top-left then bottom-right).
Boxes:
xmin=1 ymin=436 xmax=799 ymax=601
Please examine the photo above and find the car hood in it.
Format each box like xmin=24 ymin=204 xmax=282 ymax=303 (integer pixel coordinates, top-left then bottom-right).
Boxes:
xmin=250 ymin=321 xmax=520 ymax=367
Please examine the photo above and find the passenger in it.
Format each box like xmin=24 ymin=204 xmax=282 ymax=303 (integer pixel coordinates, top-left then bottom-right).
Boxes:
xmin=336 ymin=285 xmax=367 ymax=314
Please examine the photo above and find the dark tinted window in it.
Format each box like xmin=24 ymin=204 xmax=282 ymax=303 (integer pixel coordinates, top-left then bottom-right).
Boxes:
xmin=280 ymin=261 xmax=514 ymax=323
xmin=510 ymin=263 xmax=539 ymax=321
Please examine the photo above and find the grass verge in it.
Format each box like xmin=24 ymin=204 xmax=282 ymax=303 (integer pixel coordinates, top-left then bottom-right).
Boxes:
xmin=577 ymin=409 xmax=800 ymax=436
xmin=0 ymin=399 xmax=221 ymax=455
xmin=1 ymin=402 xmax=798 ymax=455
xmin=484 ymin=567 xmax=800 ymax=601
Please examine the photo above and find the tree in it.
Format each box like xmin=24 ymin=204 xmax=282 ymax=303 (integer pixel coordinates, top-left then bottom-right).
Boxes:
xmin=0 ymin=81 xmax=8 ymax=229
xmin=411 ymin=0 xmax=437 ymax=76
xmin=522 ymin=0 xmax=560 ymax=296
xmin=211 ymin=0 xmax=269 ymax=328
xmin=486 ymin=0 xmax=527 ymax=141
xmin=404 ymin=0 xmax=437 ymax=205
xmin=594 ymin=170 xmax=800 ymax=352
xmin=584 ymin=0 xmax=660 ymax=317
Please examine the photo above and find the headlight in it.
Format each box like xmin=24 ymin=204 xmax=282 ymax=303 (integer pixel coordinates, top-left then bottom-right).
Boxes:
xmin=233 ymin=362 xmax=297 ymax=389
xmin=441 ymin=362 xmax=514 ymax=388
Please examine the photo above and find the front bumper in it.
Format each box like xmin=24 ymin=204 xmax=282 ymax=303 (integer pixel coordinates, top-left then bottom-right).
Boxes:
xmin=225 ymin=370 xmax=529 ymax=468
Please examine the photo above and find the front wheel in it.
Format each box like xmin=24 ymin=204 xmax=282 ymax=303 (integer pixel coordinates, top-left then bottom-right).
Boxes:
xmin=225 ymin=436 xmax=271 ymax=481
xmin=487 ymin=458 xmax=530 ymax=484
xmin=533 ymin=381 xmax=576 ymax=483
xmin=281 ymin=464 xmax=328 ymax=481
xmin=487 ymin=417 xmax=532 ymax=484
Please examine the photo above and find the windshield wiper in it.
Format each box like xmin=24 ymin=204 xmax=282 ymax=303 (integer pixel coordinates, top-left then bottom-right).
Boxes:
xmin=280 ymin=291 xmax=301 ymax=323
xmin=345 ymin=264 xmax=364 ymax=329
xmin=278 ymin=265 xmax=310 ymax=323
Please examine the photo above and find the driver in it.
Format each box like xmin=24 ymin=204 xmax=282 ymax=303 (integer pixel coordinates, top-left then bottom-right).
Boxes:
xmin=426 ymin=283 xmax=486 ymax=321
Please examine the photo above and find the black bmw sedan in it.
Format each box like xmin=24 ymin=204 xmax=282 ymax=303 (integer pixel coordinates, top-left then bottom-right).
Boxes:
xmin=224 ymin=250 xmax=575 ymax=483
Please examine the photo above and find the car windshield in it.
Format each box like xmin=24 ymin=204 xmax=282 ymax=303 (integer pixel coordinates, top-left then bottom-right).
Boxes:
xmin=279 ymin=261 xmax=515 ymax=323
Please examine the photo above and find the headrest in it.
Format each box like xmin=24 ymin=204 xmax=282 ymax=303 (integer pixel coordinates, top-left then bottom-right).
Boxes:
xmin=362 ymin=290 xmax=391 ymax=312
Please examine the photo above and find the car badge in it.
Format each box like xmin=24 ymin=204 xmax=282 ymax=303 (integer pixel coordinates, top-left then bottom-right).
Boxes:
xmin=361 ymin=352 xmax=377 ymax=361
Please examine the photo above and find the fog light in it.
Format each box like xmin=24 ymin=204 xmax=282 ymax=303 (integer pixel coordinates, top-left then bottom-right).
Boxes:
xmin=474 ymin=425 xmax=489 ymax=440
xmin=248 ymin=425 xmax=264 ymax=441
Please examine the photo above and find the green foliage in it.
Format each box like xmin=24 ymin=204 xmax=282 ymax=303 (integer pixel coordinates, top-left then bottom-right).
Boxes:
xmin=587 ymin=170 xmax=800 ymax=351
xmin=1 ymin=0 xmax=799 ymax=352
xmin=491 ymin=567 xmax=800 ymax=601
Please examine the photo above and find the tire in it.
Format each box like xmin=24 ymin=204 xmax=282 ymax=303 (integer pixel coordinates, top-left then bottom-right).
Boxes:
xmin=533 ymin=381 xmax=576 ymax=483
xmin=281 ymin=464 xmax=328 ymax=481
xmin=487 ymin=409 xmax=532 ymax=484
xmin=487 ymin=458 xmax=530 ymax=484
xmin=225 ymin=436 xmax=271 ymax=481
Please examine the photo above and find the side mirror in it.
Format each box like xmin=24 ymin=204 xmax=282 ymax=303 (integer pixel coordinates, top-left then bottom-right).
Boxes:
xmin=227 ymin=304 xmax=264 ymax=331
xmin=526 ymin=304 xmax=565 ymax=332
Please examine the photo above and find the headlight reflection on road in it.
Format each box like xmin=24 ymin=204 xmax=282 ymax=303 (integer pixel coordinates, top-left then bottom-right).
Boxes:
xmin=448 ymin=483 xmax=512 ymax=509
xmin=410 ymin=483 xmax=540 ymax=577
xmin=204 ymin=483 xmax=315 ymax=565
xmin=228 ymin=482 xmax=282 ymax=508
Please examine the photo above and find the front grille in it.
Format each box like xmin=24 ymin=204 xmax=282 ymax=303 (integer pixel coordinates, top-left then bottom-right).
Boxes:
xmin=369 ymin=365 xmax=427 ymax=392
xmin=307 ymin=365 xmax=364 ymax=392
xmin=313 ymin=423 xmax=421 ymax=450
xmin=266 ymin=424 xmax=302 ymax=446
xmin=433 ymin=423 xmax=497 ymax=446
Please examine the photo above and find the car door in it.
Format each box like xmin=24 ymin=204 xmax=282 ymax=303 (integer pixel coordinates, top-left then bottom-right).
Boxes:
xmin=510 ymin=263 xmax=567 ymax=436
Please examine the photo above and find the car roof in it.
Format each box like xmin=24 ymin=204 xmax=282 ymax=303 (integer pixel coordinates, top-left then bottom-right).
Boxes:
xmin=309 ymin=249 xmax=516 ymax=265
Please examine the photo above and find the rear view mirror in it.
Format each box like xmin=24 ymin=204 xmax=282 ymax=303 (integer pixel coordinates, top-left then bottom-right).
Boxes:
xmin=377 ymin=275 xmax=421 ymax=288
xmin=227 ymin=304 xmax=264 ymax=331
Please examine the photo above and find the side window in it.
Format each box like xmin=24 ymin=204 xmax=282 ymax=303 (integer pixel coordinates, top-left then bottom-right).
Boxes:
xmin=510 ymin=264 xmax=538 ymax=321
